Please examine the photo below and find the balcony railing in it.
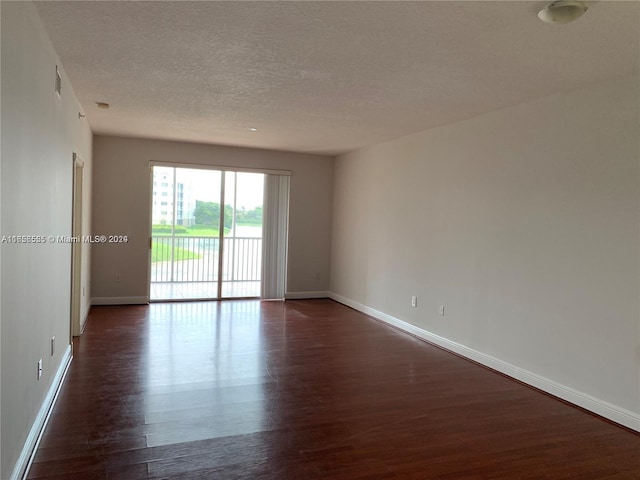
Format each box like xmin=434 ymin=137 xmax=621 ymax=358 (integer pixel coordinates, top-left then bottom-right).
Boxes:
xmin=151 ymin=236 xmax=262 ymax=283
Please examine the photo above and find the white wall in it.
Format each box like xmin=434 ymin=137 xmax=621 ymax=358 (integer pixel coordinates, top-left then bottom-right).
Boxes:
xmin=91 ymin=135 xmax=333 ymax=302
xmin=1 ymin=3 xmax=93 ymax=478
xmin=330 ymin=74 xmax=640 ymax=427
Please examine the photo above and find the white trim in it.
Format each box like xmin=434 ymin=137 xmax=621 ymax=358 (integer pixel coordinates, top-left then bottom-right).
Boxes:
xmin=285 ymin=291 xmax=329 ymax=299
xmin=328 ymin=292 xmax=640 ymax=433
xmin=70 ymin=154 xmax=84 ymax=337
xmin=91 ymin=296 xmax=149 ymax=305
xmin=149 ymin=160 xmax=291 ymax=176
xmin=11 ymin=345 xmax=72 ymax=480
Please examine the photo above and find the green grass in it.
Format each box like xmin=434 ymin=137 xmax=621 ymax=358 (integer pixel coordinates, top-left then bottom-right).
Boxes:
xmin=152 ymin=224 xmax=228 ymax=237
xmin=151 ymin=241 xmax=201 ymax=263
xmin=186 ymin=225 xmax=226 ymax=236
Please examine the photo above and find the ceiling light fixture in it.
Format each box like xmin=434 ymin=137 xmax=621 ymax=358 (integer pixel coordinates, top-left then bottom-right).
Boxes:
xmin=249 ymin=128 xmax=257 ymax=132
xmin=538 ymin=1 xmax=588 ymax=24
xmin=96 ymin=102 xmax=110 ymax=109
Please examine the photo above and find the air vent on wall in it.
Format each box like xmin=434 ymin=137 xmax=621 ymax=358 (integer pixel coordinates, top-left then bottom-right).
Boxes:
xmin=55 ymin=65 xmax=62 ymax=97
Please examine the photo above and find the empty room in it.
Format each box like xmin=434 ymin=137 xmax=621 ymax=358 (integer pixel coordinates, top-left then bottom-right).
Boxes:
xmin=1 ymin=1 xmax=639 ymax=479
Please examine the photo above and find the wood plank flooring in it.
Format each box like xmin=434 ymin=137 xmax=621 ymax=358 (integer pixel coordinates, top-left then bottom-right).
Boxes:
xmin=28 ymin=299 xmax=640 ymax=479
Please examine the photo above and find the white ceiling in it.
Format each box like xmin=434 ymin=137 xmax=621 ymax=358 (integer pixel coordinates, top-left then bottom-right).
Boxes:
xmin=35 ymin=1 xmax=639 ymax=155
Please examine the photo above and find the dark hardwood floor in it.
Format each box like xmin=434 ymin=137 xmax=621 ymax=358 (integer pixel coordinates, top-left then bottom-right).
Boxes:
xmin=27 ymin=299 xmax=640 ymax=479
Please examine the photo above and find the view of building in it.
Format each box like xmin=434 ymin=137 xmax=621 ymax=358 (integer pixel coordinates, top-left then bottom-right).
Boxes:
xmin=151 ymin=169 xmax=195 ymax=226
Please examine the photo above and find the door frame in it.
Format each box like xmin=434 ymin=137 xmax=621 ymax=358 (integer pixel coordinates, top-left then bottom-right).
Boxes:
xmin=70 ymin=153 xmax=84 ymax=337
xmin=148 ymin=161 xmax=289 ymax=301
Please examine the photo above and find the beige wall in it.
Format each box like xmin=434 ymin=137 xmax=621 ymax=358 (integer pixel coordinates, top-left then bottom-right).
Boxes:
xmin=91 ymin=136 xmax=334 ymax=301
xmin=331 ymin=74 xmax=640 ymax=425
xmin=1 ymin=2 xmax=93 ymax=477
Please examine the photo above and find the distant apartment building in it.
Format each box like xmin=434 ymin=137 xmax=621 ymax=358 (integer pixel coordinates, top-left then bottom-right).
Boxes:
xmin=152 ymin=170 xmax=195 ymax=226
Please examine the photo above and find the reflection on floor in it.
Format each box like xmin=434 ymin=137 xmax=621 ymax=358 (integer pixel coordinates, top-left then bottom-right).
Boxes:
xmin=151 ymin=281 xmax=261 ymax=300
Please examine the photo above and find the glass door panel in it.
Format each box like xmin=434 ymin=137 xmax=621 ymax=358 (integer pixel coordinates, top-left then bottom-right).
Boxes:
xmin=222 ymin=172 xmax=264 ymax=298
xmin=150 ymin=167 xmax=222 ymax=300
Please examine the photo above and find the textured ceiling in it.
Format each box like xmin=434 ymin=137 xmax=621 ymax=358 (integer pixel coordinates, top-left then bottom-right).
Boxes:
xmin=35 ymin=1 xmax=639 ymax=155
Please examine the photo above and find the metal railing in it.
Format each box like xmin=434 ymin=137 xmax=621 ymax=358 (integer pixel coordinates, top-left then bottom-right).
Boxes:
xmin=151 ymin=236 xmax=262 ymax=283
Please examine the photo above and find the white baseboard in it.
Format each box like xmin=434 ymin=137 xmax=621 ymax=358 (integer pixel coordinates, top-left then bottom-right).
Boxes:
xmin=91 ymin=296 xmax=149 ymax=305
xmin=328 ymin=292 xmax=640 ymax=433
xmin=285 ymin=291 xmax=329 ymax=299
xmin=11 ymin=345 xmax=72 ymax=480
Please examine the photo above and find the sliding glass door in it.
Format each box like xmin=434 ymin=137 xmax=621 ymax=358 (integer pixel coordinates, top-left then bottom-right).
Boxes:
xmin=150 ymin=166 xmax=265 ymax=301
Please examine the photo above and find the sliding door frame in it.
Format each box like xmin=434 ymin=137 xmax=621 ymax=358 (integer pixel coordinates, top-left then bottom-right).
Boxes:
xmin=148 ymin=161 xmax=291 ymax=302
xmin=216 ymin=171 xmax=226 ymax=299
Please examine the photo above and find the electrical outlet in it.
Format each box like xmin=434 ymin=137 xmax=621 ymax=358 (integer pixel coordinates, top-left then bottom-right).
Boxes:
xmin=51 ymin=336 xmax=55 ymax=356
xmin=37 ymin=359 xmax=43 ymax=380
xmin=411 ymin=296 xmax=417 ymax=308
xmin=439 ymin=305 xmax=445 ymax=316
